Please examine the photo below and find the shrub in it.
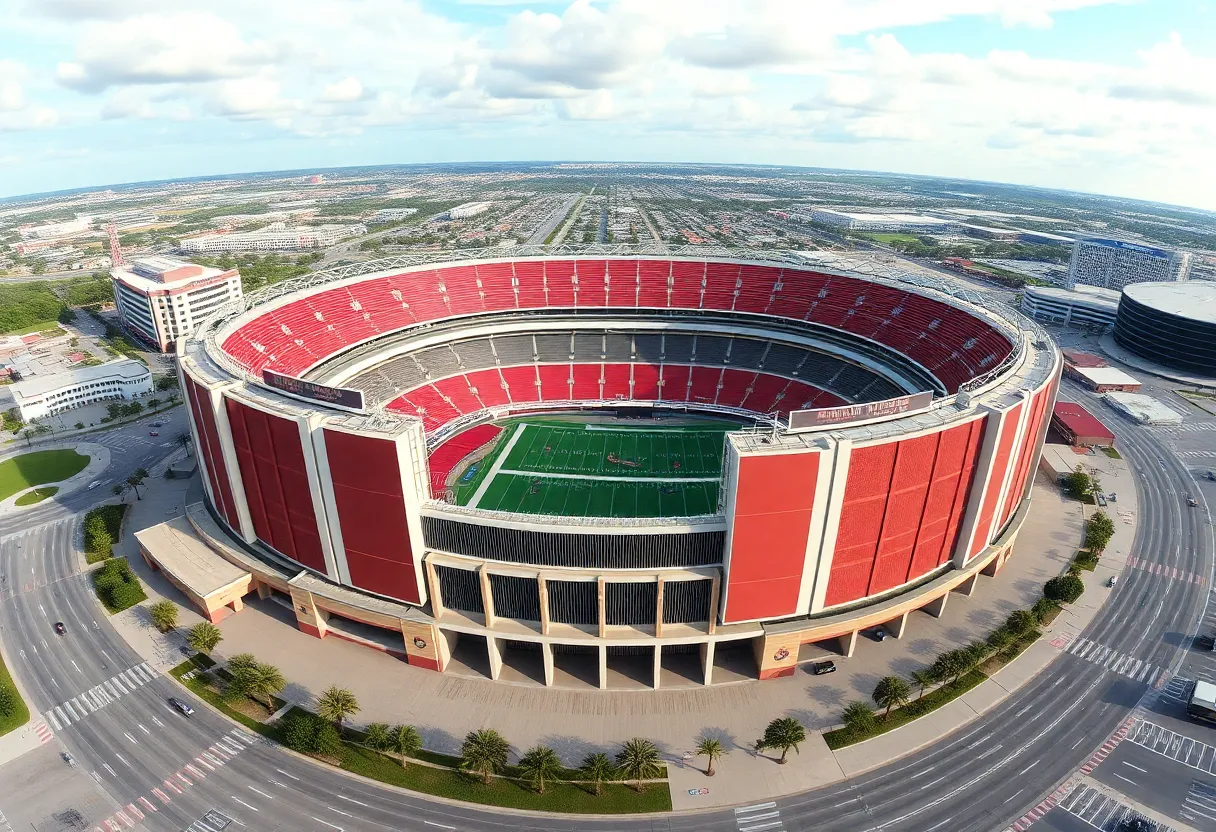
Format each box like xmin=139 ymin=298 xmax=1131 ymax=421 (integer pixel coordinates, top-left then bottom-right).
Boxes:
xmin=1005 ymin=610 xmax=1038 ymax=637
xmin=148 ymin=600 xmax=178 ymax=632
xmin=1084 ymin=510 xmax=1115 ymax=554
xmin=0 ymin=686 xmax=15 ymax=718
xmin=841 ymin=701 xmax=876 ymax=731
xmin=282 ymin=712 xmax=341 ymax=756
xmin=1031 ymin=597 xmax=1059 ymax=623
xmin=1045 ymin=574 xmax=1085 ymax=604
xmin=92 ymin=558 xmax=145 ymax=612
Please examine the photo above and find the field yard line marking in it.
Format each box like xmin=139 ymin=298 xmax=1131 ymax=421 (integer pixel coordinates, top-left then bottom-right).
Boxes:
xmin=494 ymin=468 xmax=719 ymax=483
xmin=467 ymin=423 xmax=526 ymax=509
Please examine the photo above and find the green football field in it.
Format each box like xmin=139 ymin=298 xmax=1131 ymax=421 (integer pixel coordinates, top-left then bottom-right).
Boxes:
xmin=451 ymin=418 xmax=741 ymax=518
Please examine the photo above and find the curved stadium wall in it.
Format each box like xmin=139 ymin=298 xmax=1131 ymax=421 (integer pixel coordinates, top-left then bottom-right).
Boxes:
xmin=178 ymin=249 xmax=1060 ymax=684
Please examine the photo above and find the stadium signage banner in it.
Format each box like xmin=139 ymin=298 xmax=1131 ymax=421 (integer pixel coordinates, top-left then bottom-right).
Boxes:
xmin=788 ymin=392 xmax=933 ymax=432
xmin=262 ymin=369 xmax=366 ymax=413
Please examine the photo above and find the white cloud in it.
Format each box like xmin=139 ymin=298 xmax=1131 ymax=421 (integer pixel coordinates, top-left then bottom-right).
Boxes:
xmin=322 ymin=77 xmax=366 ymax=103
xmin=55 ymin=11 xmax=277 ymax=92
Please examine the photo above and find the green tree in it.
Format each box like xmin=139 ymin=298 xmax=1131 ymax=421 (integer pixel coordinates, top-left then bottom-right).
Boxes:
xmin=1085 ymin=510 xmax=1115 ymax=554
xmin=1005 ymin=610 xmax=1038 ymax=637
xmin=364 ymin=723 xmax=391 ymax=750
xmin=929 ymin=650 xmax=970 ymax=684
xmin=316 ymin=686 xmax=360 ymax=733
xmin=186 ymin=621 xmax=223 ymax=655
xmin=281 ymin=712 xmax=340 ymax=756
xmin=518 ymin=744 xmax=562 ymax=794
xmin=695 ymin=738 xmax=725 ymax=777
xmin=125 ymin=473 xmax=145 ymax=500
xmin=910 ymin=669 xmax=935 ymax=701
xmin=227 ymin=660 xmax=285 ymax=709
xmin=385 ymin=724 xmax=422 ymax=768
xmin=1031 ymin=597 xmax=1058 ymax=623
xmin=757 ymin=717 xmax=806 ymax=764
xmin=842 ymin=701 xmax=876 ymax=731
xmin=1045 ymin=574 xmax=1085 ymax=604
xmin=615 ymin=738 xmax=662 ymax=790
xmin=460 ymin=728 xmax=510 ymax=785
xmin=148 ymin=600 xmax=178 ymax=632
xmin=177 ymin=431 xmax=192 ymax=456
xmin=579 ymin=752 xmax=616 ymax=796
xmin=986 ymin=626 xmax=1014 ymax=652
xmin=148 ymin=397 xmax=161 ymax=409
xmin=872 ymin=676 xmax=911 ymax=717
xmin=1063 ymin=466 xmax=1092 ymax=500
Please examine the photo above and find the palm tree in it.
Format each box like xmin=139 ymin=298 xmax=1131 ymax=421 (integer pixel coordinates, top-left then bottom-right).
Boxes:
xmin=125 ymin=473 xmax=144 ymax=500
xmin=518 ymin=745 xmax=562 ymax=794
xmin=757 ymin=717 xmax=806 ymax=764
xmin=186 ymin=621 xmax=222 ymax=655
xmin=364 ymin=723 xmax=390 ymax=750
xmin=695 ymin=738 xmax=725 ymax=777
xmin=615 ymin=738 xmax=662 ymax=792
xmin=148 ymin=600 xmax=178 ymax=632
xmin=841 ymin=701 xmax=876 ymax=732
xmin=872 ymin=676 xmax=912 ymax=717
xmin=460 ymin=728 xmax=510 ymax=785
xmin=177 ymin=431 xmax=192 ymax=456
xmin=910 ymin=669 xmax=935 ymax=701
xmin=226 ymin=653 xmax=257 ymax=674
xmin=316 ymin=687 xmax=360 ymax=734
xmin=242 ymin=661 xmax=286 ymax=709
xmin=579 ymin=752 xmax=616 ymax=796
xmin=385 ymin=724 xmax=422 ymax=769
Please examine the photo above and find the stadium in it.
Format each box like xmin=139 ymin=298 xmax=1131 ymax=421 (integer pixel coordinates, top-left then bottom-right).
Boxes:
xmin=178 ymin=247 xmax=1060 ymax=687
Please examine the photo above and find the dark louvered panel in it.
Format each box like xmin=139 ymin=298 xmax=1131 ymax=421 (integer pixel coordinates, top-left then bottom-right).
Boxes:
xmin=489 ymin=573 xmax=540 ymax=622
xmin=547 ymin=580 xmax=598 ymax=625
xmin=436 ymin=565 xmax=483 ymax=615
xmin=605 ymin=582 xmax=658 ymax=626
xmin=662 ymin=579 xmax=713 ymax=624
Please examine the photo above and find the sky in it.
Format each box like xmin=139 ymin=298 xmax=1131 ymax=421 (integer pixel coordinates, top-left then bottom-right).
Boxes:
xmin=2 ymin=0 xmax=1216 ymax=209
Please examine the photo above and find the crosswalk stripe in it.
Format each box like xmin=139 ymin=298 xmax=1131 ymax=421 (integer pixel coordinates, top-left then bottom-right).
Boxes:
xmin=54 ymin=706 xmax=69 ymax=726
xmin=45 ymin=710 xmax=61 ymax=730
xmin=140 ymin=662 xmax=155 ymax=677
xmin=110 ymin=676 xmax=127 ymax=695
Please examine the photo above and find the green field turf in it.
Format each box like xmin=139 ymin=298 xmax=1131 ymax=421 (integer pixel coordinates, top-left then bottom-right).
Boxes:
xmin=452 ymin=418 xmax=740 ymax=518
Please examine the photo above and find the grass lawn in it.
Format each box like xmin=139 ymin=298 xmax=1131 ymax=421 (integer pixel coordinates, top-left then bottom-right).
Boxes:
xmin=858 ymin=232 xmax=921 ymax=245
xmin=1101 ymin=447 xmax=1122 ymax=460
xmin=1 ymin=321 xmax=60 ymax=337
xmin=15 ymin=486 xmax=58 ymax=505
xmin=457 ymin=419 xmax=738 ymax=518
xmin=0 ymin=449 xmax=90 ymax=501
xmin=0 ymin=651 xmax=31 ymax=737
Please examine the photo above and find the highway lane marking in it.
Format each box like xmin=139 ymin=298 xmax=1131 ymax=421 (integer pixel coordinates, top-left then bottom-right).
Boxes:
xmin=138 ymin=724 xmax=150 ymax=735
xmin=275 ymin=768 xmax=299 ymax=780
xmin=103 ymin=763 xmax=116 ymax=776
xmin=1121 ymin=761 xmax=1147 ymax=773
xmin=1002 ymin=789 xmax=1024 ymax=804
xmin=337 ymin=796 xmax=368 ymax=806
xmin=919 ymin=776 xmax=946 ymax=790
xmin=1113 ymin=772 xmax=1138 ymax=786
xmin=328 ymin=808 xmax=353 ymax=817
xmin=911 ymin=767 xmax=935 ymax=778
xmin=310 ymin=817 xmax=343 ymax=831
xmin=71 ymin=660 xmax=81 ymax=673
xmin=924 ymin=817 xmax=954 ymax=831
xmin=268 ymin=779 xmax=288 ymax=788
xmin=1019 ymin=761 xmax=1039 ymax=775
xmin=123 ymin=732 xmax=137 ymax=744
xmin=422 ymin=824 xmax=454 ymax=831
xmin=247 ymin=786 xmax=273 ymax=799
xmin=231 ymin=797 xmax=259 ymax=812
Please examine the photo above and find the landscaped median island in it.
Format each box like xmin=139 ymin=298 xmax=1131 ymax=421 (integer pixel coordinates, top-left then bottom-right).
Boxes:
xmin=14 ymin=485 xmax=59 ymax=505
xmin=91 ymin=557 xmax=147 ymax=614
xmin=168 ymin=652 xmax=672 ymax=813
xmin=83 ymin=503 xmax=128 ymax=563
xmin=0 ymin=650 xmax=31 ymax=738
xmin=0 ymin=448 xmax=89 ymax=501
xmin=824 ymin=582 xmax=1080 ymax=750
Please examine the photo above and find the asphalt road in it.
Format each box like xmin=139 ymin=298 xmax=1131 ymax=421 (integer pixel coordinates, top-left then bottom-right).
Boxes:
xmin=0 ymin=380 xmax=1212 ymax=832
xmin=0 ymin=405 xmax=190 ymax=537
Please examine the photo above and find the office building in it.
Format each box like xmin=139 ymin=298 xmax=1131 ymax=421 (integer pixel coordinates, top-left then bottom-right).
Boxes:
xmin=10 ymin=359 xmax=152 ymax=421
xmin=111 ymin=256 xmax=243 ymax=352
xmin=1066 ymin=237 xmax=1192 ymax=292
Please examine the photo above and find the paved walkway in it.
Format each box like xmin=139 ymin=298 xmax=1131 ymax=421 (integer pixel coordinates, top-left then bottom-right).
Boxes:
xmin=0 ymin=442 xmax=109 ymax=514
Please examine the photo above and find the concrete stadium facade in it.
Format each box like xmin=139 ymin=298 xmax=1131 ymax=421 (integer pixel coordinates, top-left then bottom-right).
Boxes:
xmin=178 ymin=248 xmax=1060 ymax=687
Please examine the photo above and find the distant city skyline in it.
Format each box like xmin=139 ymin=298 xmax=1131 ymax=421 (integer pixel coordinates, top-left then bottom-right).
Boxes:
xmin=2 ymin=0 xmax=1215 ymax=210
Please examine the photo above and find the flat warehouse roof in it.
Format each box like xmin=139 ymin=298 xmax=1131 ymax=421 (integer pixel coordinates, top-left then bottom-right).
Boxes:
xmin=1052 ymin=402 xmax=1115 ymax=443
xmin=1075 ymin=366 xmax=1140 ymax=387
xmin=135 ymin=516 xmax=250 ymax=599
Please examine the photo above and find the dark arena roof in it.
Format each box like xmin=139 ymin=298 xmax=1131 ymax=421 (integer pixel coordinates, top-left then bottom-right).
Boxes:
xmin=1115 ymin=281 xmax=1216 ymax=377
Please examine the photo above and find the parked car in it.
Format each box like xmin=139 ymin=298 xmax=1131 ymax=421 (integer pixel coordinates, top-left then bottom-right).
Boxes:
xmin=1108 ymin=576 xmax=1118 ymax=587
xmin=810 ymin=661 xmax=837 ymax=676
xmin=168 ymin=697 xmax=194 ymax=717
xmin=53 ymin=622 xmax=66 ymax=635
xmin=872 ymin=628 xmax=887 ymax=642
xmin=61 ymin=752 xmax=75 ymax=767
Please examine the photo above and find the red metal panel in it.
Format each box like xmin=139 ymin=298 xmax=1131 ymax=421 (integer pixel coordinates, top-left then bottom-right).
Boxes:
xmin=825 ymin=443 xmax=898 ymax=607
xmin=868 ymin=434 xmax=939 ymax=594
xmin=186 ymin=377 xmax=239 ymax=531
xmin=723 ymin=452 xmax=820 ymax=623
xmin=1001 ymin=381 xmax=1055 ymax=527
xmin=907 ymin=419 xmax=985 ymax=578
xmin=970 ymin=404 xmax=1022 ymax=558
xmin=544 ymin=260 xmax=576 ymax=306
xmin=324 ymin=429 xmax=420 ymax=605
xmin=669 ymin=261 xmax=704 ymax=309
xmin=575 ymin=259 xmax=609 ymax=307
xmin=224 ymin=399 xmax=327 ymax=573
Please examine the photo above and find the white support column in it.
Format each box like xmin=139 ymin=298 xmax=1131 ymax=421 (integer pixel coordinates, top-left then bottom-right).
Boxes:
xmin=838 ymin=630 xmax=858 ymax=658
xmin=953 ymin=406 xmax=1016 ymax=567
xmin=924 ymin=593 xmax=949 ymax=618
xmin=653 ymin=646 xmax=663 ymax=690
xmin=886 ymin=611 xmax=910 ymax=639
xmin=207 ymin=384 xmax=257 ymax=544
xmin=598 ymin=645 xmax=608 ymax=690
xmin=487 ymin=637 xmax=503 ymax=681
xmin=810 ymin=439 xmax=853 ymax=613
xmin=702 ymin=641 xmax=716 ymax=686
xmin=542 ymin=643 xmax=555 ymax=687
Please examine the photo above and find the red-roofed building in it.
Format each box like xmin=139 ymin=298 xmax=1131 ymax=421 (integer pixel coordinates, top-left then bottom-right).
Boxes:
xmin=1052 ymin=402 xmax=1115 ymax=448
xmin=1061 ymin=349 xmax=1107 ymax=369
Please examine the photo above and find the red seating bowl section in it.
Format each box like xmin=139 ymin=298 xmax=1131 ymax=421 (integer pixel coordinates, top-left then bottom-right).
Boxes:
xmin=426 ymin=423 xmax=503 ymax=495
xmin=386 ymin=364 xmax=845 ymax=434
xmin=221 ymin=259 xmax=1013 ymax=395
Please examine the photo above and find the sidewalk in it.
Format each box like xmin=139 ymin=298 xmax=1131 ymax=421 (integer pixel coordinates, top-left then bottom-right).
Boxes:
xmin=0 ymin=441 xmax=110 ymax=513
xmin=92 ymin=466 xmax=1127 ymax=813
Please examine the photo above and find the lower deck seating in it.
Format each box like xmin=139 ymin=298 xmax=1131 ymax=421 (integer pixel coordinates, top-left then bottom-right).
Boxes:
xmin=426 ymin=423 xmax=503 ymax=496
xmin=385 ymin=361 xmax=846 ymax=434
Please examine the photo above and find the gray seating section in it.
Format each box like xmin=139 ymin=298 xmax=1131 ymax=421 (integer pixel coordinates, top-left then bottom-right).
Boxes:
xmin=348 ymin=330 xmax=902 ymax=407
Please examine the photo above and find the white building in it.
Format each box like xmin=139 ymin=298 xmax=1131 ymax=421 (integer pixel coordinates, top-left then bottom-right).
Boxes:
xmin=19 ymin=216 xmax=92 ymax=240
xmin=448 ymin=202 xmax=492 ymax=220
xmin=10 ymin=359 xmax=152 ymax=421
xmin=111 ymin=256 xmax=243 ymax=352
xmin=1020 ymin=284 xmax=1120 ymax=329
xmin=805 ymin=209 xmax=953 ymax=233
xmin=370 ymin=208 xmax=419 ymax=223
xmin=180 ymin=223 xmax=366 ymax=253
xmin=1066 ymin=237 xmax=1192 ymax=292
xmin=1102 ymin=392 xmax=1183 ymax=425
